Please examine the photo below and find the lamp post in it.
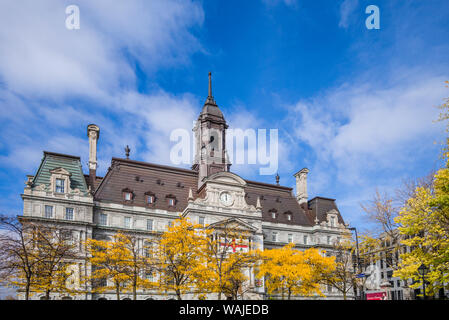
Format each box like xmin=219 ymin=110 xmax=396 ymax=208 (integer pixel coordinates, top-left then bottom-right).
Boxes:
xmin=349 ymin=227 xmax=361 ymax=299
xmin=417 ymin=263 xmax=429 ymax=300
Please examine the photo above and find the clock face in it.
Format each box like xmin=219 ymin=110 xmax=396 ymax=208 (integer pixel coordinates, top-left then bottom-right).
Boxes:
xmin=220 ymin=192 xmax=233 ymax=206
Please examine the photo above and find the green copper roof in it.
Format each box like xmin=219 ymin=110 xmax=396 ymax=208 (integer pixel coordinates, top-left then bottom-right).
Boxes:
xmin=32 ymin=151 xmax=88 ymax=193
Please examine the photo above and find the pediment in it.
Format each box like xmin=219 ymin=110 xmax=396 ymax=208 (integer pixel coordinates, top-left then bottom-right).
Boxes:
xmin=50 ymin=167 xmax=71 ymax=176
xmin=205 ymin=171 xmax=246 ymax=187
xmin=207 ymin=217 xmax=257 ymax=233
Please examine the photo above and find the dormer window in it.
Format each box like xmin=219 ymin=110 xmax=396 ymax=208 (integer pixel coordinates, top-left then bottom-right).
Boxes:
xmin=287 ymin=214 xmax=292 ymax=221
xmin=166 ymin=194 xmax=176 ymax=207
xmin=326 ymin=210 xmax=339 ymax=228
xmin=122 ymin=188 xmax=133 ymax=202
xmin=269 ymin=210 xmax=277 ymax=219
xmin=55 ymin=179 xmax=65 ymax=193
xmin=49 ymin=167 xmax=71 ymax=194
xmin=145 ymin=191 xmax=156 ymax=205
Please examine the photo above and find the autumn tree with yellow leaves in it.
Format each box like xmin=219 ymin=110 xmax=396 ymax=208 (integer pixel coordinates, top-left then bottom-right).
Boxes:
xmin=392 ymin=81 xmax=449 ymax=297
xmin=85 ymin=232 xmax=155 ymax=300
xmin=199 ymin=219 xmax=258 ymax=300
xmin=31 ymin=228 xmax=78 ymax=300
xmin=155 ymin=216 xmax=210 ymax=300
xmin=258 ymin=243 xmax=335 ymax=300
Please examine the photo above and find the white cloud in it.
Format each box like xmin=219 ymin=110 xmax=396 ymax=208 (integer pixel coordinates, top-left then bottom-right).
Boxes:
xmin=289 ymin=74 xmax=447 ymax=186
xmin=262 ymin=0 xmax=298 ymax=8
xmin=0 ymin=0 xmax=203 ymax=100
xmin=0 ymin=0 xmax=205 ymax=179
xmin=338 ymin=0 xmax=358 ymax=29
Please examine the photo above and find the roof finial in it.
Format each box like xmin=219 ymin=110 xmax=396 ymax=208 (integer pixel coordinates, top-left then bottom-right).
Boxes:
xmin=125 ymin=145 xmax=130 ymax=159
xmin=275 ymin=173 xmax=280 ymax=185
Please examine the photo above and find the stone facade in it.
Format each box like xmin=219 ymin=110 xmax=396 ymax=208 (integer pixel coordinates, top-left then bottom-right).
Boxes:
xmin=19 ymin=75 xmax=351 ymax=300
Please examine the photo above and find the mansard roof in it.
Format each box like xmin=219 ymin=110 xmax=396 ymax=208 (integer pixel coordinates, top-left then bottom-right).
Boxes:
xmin=94 ymin=158 xmax=199 ymax=212
xmin=91 ymin=157 xmax=347 ymax=227
xmin=244 ymin=181 xmax=315 ymax=227
xmin=308 ymin=196 xmax=346 ymax=226
xmin=32 ymin=151 xmax=88 ymax=192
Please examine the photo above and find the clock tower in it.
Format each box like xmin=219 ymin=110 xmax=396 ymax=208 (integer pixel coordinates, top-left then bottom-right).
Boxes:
xmin=192 ymin=72 xmax=231 ymax=189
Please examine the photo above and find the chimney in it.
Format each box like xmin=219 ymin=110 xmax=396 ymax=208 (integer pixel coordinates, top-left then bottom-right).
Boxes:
xmin=294 ymin=168 xmax=309 ymax=206
xmin=87 ymin=124 xmax=100 ymax=193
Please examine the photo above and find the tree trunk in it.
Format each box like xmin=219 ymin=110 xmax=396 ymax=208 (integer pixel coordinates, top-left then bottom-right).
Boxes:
xmin=133 ymin=277 xmax=137 ymax=300
xmin=288 ymin=288 xmax=291 ymax=300
xmin=176 ymin=289 xmax=182 ymax=300
xmin=116 ymin=284 xmax=120 ymax=300
xmin=25 ymin=280 xmax=31 ymax=300
xmin=45 ymin=289 xmax=50 ymax=300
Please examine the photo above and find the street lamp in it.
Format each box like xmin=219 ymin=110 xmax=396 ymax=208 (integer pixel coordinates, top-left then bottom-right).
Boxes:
xmin=417 ymin=263 xmax=429 ymax=300
xmin=349 ymin=227 xmax=361 ymax=299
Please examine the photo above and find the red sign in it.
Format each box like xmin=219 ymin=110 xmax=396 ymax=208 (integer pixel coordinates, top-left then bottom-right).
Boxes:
xmin=366 ymin=292 xmax=387 ymax=300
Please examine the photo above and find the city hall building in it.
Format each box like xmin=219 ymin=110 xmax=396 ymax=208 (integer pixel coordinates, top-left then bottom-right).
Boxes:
xmin=20 ymin=74 xmax=350 ymax=300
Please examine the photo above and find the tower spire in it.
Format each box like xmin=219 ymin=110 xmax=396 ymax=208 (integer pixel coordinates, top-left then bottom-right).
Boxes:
xmin=208 ymin=71 xmax=212 ymax=98
xmin=206 ymin=71 xmax=216 ymax=105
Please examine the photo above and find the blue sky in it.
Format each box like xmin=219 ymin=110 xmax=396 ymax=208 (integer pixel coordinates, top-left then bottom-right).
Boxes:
xmin=0 ymin=0 xmax=449 ymax=234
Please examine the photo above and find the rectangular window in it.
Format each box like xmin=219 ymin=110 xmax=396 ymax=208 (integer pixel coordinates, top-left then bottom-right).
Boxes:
xmin=55 ymin=178 xmax=65 ymax=193
xmin=199 ymin=216 xmax=205 ymax=226
xmin=303 ymin=235 xmax=308 ymax=245
xmin=99 ymin=278 xmax=107 ymax=287
xmin=99 ymin=213 xmax=107 ymax=226
xmin=287 ymin=214 xmax=291 ymax=221
xmin=45 ymin=205 xmax=53 ymax=218
xmin=168 ymin=198 xmax=175 ymax=206
xmin=65 ymin=207 xmax=74 ymax=220
xmin=272 ymin=232 xmax=278 ymax=242
xmin=124 ymin=192 xmax=132 ymax=201
xmin=288 ymin=234 xmax=293 ymax=243
xmin=146 ymin=219 xmax=153 ymax=231
xmin=327 ymin=236 xmax=331 ymax=244
xmin=124 ymin=217 xmax=131 ymax=228
xmin=271 ymin=212 xmax=276 ymax=219
xmin=61 ymin=230 xmax=72 ymax=242
xmin=147 ymin=195 xmax=154 ymax=204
